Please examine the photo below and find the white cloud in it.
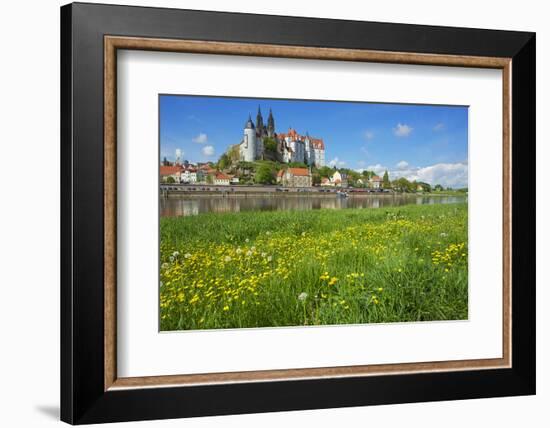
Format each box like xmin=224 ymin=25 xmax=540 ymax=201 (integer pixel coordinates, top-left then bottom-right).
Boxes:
xmin=192 ymin=133 xmax=208 ymax=144
xmin=201 ymin=145 xmax=215 ymax=157
xmin=363 ymin=130 xmax=375 ymax=140
xmin=393 ymin=123 xmax=413 ymax=137
xmin=433 ymin=123 xmax=445 ymax=131
xmin=366 ymin=164 xmax=388 ymax=175
xmin=396 ymin=160 xmax=409 ymax=170
xmin=389 ymin=162 xmax=468 ymax=188
xmin=328 ymin=157 xmax=346 ymax=167
xmin=365 ymin=160 xmax=467 ymax=187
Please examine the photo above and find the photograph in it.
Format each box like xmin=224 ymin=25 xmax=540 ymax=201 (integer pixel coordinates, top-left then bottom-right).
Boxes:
xmin=159 ymin=95 xmax=469 ymax=331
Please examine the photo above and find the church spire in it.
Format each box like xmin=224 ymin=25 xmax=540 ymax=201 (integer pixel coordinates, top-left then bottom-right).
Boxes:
xmin=256 ymin=105 xmax=264 ymax=133
xmin=267 ymin=108 xmax=275 ymax=137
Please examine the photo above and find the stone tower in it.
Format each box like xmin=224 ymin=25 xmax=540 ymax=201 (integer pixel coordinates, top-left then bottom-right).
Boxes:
xmin=242 ymin=114 xmax=257 ymax=162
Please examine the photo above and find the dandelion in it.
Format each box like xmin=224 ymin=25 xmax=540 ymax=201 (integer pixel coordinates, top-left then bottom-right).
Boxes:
xmin=261 ymin=252 xmax=267 ymax=258
xmin=184 ymin=253 xmax=191 ymax=259
xmin=251 ymin=246 xmax=256 ymax=252
xmin=236 ymin=248 xmax=242 ymax=254
xmin=224 ymin=255 xmax=232 ymax=262
xmin=169 ymin=256 xmax=174 ymax=263
xmin=172 ymin=251 xmax=180 ymax=258
xmin=246 ymin=250 xmax=252 ymax=257
xmin=440 ymin=232 xmax=448 ymax=237
xmin=298 ymin=292 xmax=308 ymax=302
xmin=301 ymin=232 xmax=306 ymax=237
xmin=267 ymin=256 xmax=273 ymax=262
xmin=266 ymin=231 xmax=271 ymax=235
xmin=245 ymin=238 xmax=249 ymax=243
xmin=161 ymin=262 xmax=169 ymax=270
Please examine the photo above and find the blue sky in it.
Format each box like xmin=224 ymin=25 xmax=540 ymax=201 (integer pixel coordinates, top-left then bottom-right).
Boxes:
xmin=160 ymin=95 xmax=469 ymax=187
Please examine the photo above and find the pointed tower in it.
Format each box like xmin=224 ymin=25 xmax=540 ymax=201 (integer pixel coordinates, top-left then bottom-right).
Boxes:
xmin=241 ymin=114 xmax=257 ymax=162
xmin=256 ymin=105 xmax=264 ymax=136
xmin=267 ymin=108 xmax=275 ymax=138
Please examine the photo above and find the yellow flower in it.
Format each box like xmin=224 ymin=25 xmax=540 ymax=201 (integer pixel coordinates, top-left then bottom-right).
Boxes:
xmin=223 ymin=305 xmax=229 ymax=311
xmin=328 ymin=277 xmax=338 ymax=286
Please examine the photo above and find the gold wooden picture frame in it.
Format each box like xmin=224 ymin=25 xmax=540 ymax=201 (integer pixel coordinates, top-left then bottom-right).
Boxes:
xmin=104 ymin=36 xmax=511 ymax=391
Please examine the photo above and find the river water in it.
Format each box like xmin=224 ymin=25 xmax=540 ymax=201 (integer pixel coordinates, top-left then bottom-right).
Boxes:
xmin=160 ymin=194 xmax=467 ymax=217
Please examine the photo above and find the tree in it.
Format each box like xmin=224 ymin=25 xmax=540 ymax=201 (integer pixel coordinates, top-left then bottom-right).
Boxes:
xmin=393 ymin=177 xmax=413 ymax=192
xmin=317 ymin=166 xmax=334 ymax=178
xmin=206 ymin=174 xmax=214 ymax=184
xmin=255 ymin=164 xmax=275 ymax=184
xmin=434 ymin=184 xmax=444 ymax=191
xmin=382 ymin=170 xmax=390 ymax=189
xmin=288 ymin=162 xmax=307 ymax=168
xmin=416 ymin=181 xmax=432 ymax=193
xmin=263 ymin=137 xmax=278 ymax=153
xmin=217 ymin=153 xmax=231 ymax=170
xmin=340 ymin=168 xmax=361 ymax=187
xmin=165 ymin=176 xmax=176 ymax=184
xmin=362 ymin=170 xmax=375 ymax=179
xmin=312 ymin=172 xmax=321 ymax=186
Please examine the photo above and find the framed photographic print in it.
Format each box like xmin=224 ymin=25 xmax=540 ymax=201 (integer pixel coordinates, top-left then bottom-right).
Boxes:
xmin=60 ymin=2 xmax=536 ymax=424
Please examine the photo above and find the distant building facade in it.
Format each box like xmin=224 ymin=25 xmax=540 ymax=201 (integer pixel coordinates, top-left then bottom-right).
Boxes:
xmin=160 ymin=165 xmax=183 ymax=183
xmin=181 ymin=168 xmax=205 ymax=183
xmin=369 ymin=175 xmax=382 ymax=189
xmin=214 ymin=172 xmax=231 ymax=186
xmin=330 ymin=171 xmax=348 ymax=188
xmin=277 ymin=167 xmax=312 ymax=187
xmin=239 ymin=107 xmax=325 ymax=167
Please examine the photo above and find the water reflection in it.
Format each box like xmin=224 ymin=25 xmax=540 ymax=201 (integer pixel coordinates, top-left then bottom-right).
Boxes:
xmin=160 ymin=194 xmax=466 ymax=217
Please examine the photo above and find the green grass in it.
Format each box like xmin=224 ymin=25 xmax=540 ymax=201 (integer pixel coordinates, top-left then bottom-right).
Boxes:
xmin=160 ymin=203 xmax=468 ymax=331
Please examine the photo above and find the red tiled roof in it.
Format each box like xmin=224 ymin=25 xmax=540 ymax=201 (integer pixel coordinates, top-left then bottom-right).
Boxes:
xmin=277 ymin=169 xmax=285 ymax=177
xmin=310 ymin=138 xmax=325 ymax=149
xmin=160 ymin=166 xmax=182 ymax=176
xmin=371 ymin=175 xmax=382 ymax=181
xmin=288 ymin=168 xmax=310 ymax=177
xmin=215 ymin=172 xmax=231 ymax=180
xmin=277 ymin=131 xmax=324 ymax=151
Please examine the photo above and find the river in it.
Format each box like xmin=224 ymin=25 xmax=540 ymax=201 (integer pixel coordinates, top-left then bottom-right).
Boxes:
xmin=160 ymin=194 xmax=466 ymax=217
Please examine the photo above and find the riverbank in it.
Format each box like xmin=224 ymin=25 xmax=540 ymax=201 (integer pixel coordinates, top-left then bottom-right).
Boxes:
xmin=160 ymin=203 xmax=468 ymax=331
xmin=160 ymin=183 xmax=467 ymax=197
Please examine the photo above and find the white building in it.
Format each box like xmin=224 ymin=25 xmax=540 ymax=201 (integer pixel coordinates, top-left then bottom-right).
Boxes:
xmin=330 ymin=171 xmax=348 ymax=188
xmin=237 ymin=108 xmax=325 ymax=167
xmin=369 ymin=175 xmax=382 ymax=189
xmin=278 ymin=128 xmax=325 ymax=167
xmin=181 ymin=168 xmax=205 ymax=183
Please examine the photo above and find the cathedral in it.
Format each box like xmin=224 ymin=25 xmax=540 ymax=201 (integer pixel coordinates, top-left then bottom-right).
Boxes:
xmin=239 ymin=107 xmax=326 ymax=167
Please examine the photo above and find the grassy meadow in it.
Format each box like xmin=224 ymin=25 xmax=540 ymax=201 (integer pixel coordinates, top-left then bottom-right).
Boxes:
xmin=159 ymin=203 xmax=468 ymax=331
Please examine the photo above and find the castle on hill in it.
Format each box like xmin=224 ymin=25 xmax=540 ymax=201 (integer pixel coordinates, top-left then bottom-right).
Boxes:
xmin=239 ymin=107 xmax=326 ymax=167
